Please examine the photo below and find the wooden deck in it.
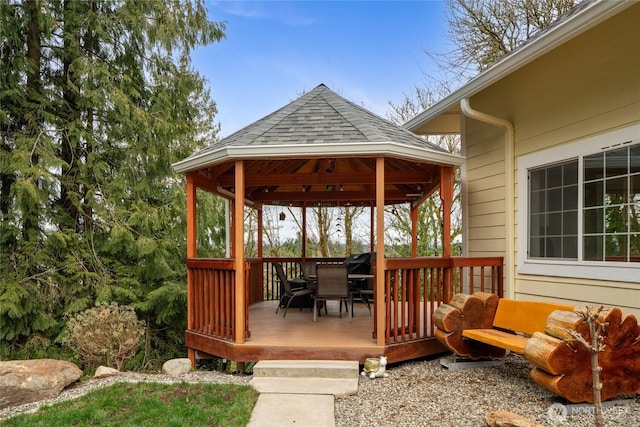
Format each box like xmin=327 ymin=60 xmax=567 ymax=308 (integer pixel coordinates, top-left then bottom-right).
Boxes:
xmin=186 ymin=256 xmax=503 ymax=365
xmin=187 ymin=300 xmax=448 ymax=364
xmin=248 ymin=300 xmax=376 ymax=349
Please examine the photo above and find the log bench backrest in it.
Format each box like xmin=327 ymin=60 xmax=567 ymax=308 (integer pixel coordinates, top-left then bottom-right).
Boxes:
xmin=492 ymin=299 xmax=575 ymax=336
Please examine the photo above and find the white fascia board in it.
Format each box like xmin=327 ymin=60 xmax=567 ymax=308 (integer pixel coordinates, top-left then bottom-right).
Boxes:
xmin=404 ymin=0 xmax=633 ymax=133
xmin=172 ymin=142 xmax=464 ymax=173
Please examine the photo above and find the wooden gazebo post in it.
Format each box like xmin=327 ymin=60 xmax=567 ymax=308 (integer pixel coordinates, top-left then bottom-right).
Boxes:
xmin=369 ymin=206 xmax=375 ymax=252
xmin=257 ymin=207 xmax=263 ymax=258
xmin=410 ymin=204 xmax=419 ymax=258
xmin=234 ymin=160 xmax=246 ymax=344
xmin=302 ymin=207 xmax=307 ymax=259
xmin=186 ymin=173 xmax=197 ymax=365
xmin=375 ymin=157 xmax=385 ymax=346
xmin=441 ymin=166 xmax=454 ymax=302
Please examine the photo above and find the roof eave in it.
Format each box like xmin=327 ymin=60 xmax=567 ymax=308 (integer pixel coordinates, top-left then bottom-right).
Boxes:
xmin=404 ymin=0 xmax=633 ymax=134
xmin=172 ymin=142 xmax=464 ymax=173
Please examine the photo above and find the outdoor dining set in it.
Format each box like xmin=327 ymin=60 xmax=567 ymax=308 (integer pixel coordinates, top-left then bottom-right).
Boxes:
xmin=274 ymin=253 xmax=376 ymax=322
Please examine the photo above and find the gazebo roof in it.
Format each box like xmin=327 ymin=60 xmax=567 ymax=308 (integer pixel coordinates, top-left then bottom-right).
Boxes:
xmin=173 ymin=84 xmax=461 ymax=172
xmin=173 ymin=84 xmax=463 ymax=207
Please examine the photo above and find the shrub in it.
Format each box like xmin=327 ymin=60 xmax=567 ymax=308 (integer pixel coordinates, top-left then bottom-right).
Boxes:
xmin=65 ymin=302 xmax=145 ymax=370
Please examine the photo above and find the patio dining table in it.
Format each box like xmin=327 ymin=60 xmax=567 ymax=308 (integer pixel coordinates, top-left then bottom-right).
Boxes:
xmin=307 ymin=273 xmax=373 ymax=282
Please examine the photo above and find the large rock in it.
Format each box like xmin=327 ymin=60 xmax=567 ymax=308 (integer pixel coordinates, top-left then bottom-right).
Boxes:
xmin=485 ymin=411 xmax=541 ymax=427
xmin=0 ymin=359 xmax=83 ymax=409
xmin=94 ymin=366 xmax=121 ymax=379
xmin=162 ymin=358 xmax=192 ymax=376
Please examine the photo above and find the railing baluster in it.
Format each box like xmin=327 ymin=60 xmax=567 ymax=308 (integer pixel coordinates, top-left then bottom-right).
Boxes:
xmin=186 ymin=256 xmax=503 ymax=348
xmin=382 ymin=257 xmax=504 ymax=345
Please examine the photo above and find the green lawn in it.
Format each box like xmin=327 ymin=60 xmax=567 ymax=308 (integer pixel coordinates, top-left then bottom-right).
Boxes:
xmin=0 ymin=382 xmax=258 ymax=427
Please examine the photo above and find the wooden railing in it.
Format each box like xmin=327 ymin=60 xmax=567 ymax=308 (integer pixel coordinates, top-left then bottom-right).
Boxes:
xmin=186 ymin=256 xmax=502 ymax=347
xmin=451 ymin=256 xmax=504 ymax=296
xmin=380 ymin=257 xmax=503 ymax=344
xmin=187 ymin=258 xmax=251 ymax=342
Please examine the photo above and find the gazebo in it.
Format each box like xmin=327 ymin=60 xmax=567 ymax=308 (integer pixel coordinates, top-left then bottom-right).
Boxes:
xmin=172 ymin=84 xmax=503 ymax=365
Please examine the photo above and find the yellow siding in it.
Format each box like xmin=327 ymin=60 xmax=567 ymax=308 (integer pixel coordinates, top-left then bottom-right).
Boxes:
xmin=517 ymin=276 xmax=640 ymax=319
xmin=463 ymin=3 xmax=640 ymax=313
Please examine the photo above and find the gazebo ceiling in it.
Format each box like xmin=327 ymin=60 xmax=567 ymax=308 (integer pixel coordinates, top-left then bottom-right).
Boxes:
xmin=173 ymin=84 xmax=463 ymax=207
xmin=192 ymin=156 xmax=441 ymax=207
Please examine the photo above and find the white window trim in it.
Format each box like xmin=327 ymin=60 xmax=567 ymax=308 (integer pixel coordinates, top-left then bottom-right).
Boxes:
xmin=517 ymin=123 xmax=640 ymax=283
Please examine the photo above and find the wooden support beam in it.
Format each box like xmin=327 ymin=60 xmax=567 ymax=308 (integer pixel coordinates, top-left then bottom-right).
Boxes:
xmin=186 ymin=173 xmax=197 ymax=259
xmin=250 ymin=189 xmax=411 ymax=203
xmin=375 ymin=157 xmax=385 ymax=346
xmin=370 ymin=205 xmax=374 ymax=252
xmin=302 ymin=207 xmax=307 ymax=259
xmin=411 ymin=203 xmax=418 ymax=257
xmin=217 ymin=170 xmax=432 ymax=187
xmin=257 ymin=207 xmax=263 ymax=258
xmin=440 ymin=166 xmax=453 ymax=258
xmin=186 ymin=173 xmax=197 ymax=367
xmin=440 ymin=166 xmax=453 ymax=302
xmin=234 ymin=161 xmax=246 ymax=344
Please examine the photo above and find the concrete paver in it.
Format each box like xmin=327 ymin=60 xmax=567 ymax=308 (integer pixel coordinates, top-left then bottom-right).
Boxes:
xmin=247 ymin=393 xmax=335 ymax=427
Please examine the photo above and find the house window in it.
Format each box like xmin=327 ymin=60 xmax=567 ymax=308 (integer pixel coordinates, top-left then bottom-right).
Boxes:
xmin=528 ymin=160 xmax=578 ymax=259
xmin=518 ymin=124 xmax=640 ymax=282
xmin=583 ymin=145 xmax=640 ymax=262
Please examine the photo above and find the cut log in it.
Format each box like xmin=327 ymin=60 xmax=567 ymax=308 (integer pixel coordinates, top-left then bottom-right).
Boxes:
xmin=433 ymin=292 xmax=504 ymax=359
xmin=461 ymin=292 xmax=500 ymax=328
xmin=435 ymin=328 xmax=506 ymax=360
xmin=544 ymin=310 xmax=588 ymax=341
xmin=433 ymin=303 xmax=463 ymax=332
xmin=526 ymin=307 xmax=640 ymax=403
xmin=523 ymin=332 xmax=577 ymax=375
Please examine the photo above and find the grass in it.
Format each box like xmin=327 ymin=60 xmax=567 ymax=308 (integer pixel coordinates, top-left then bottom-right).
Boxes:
xmin=0 ymin=382 xmax=259 ymax=427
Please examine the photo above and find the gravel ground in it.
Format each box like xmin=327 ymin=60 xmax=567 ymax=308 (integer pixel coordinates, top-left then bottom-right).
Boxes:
xmin=2 ymin=354 xmax=639 ymax=426
xmin=336 ymin=354 xmax=640 ymax=427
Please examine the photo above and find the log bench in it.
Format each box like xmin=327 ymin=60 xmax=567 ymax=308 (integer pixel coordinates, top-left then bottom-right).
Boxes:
xmin=434 ymin=292 xmax=640 ymax=403
xmin=461 ymin=298 xmax=575 ymax=355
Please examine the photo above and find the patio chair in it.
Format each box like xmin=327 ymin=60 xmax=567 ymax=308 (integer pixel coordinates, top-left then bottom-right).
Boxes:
xmin=314 ymin=264 xmax=351 ymax=322
xmin=274 ymin=263 xmax=314 ymax=318
xmin=299 ymin=261 xmax=317 ymax=286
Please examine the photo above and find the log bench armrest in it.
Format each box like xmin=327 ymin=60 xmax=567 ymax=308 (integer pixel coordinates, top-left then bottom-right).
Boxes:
xmin=462 ymin=329 xmax=528 ymax=355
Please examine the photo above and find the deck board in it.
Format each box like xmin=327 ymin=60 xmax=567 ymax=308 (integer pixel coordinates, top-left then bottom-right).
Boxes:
xmin=188 ymin=300 xmax=448 ymax=363
xmin=247 ymin=300 xmax=377 ymax=348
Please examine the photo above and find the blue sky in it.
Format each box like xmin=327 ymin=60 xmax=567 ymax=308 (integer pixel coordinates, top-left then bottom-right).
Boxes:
xmin=191 ymin=0 xmax=449 ymax=137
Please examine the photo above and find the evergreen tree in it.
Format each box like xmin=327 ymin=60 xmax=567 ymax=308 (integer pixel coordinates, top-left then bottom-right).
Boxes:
xmin=0 ymin=0 xmax=225 ymax=364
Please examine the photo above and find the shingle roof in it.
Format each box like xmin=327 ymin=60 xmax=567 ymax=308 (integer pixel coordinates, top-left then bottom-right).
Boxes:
xmin=173 ymin=84 xmax=464 ymax=206
xmin=196 ymin=84 xmax=449 ymax=154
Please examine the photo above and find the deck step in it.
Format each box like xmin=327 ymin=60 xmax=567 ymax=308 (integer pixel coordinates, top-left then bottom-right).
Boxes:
xmin=250 ymin=360 xmax=359 ymax=396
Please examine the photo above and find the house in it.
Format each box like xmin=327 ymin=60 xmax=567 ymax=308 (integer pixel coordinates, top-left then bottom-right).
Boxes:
xmin=405 ymin=0 xmax=639 ymax=317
